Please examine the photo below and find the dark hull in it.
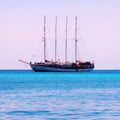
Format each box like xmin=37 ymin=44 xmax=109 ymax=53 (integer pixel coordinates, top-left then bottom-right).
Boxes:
xmin=30 ymin=64 xmax=94 ymax=72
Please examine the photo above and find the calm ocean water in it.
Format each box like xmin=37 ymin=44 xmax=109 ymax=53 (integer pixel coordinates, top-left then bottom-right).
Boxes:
xmin=0 ymin=70 xmax=120 ymax=120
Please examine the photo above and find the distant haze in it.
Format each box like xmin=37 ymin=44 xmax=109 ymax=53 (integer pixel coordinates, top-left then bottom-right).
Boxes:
xmin=0 ymin=0 xmax=120 ymax=70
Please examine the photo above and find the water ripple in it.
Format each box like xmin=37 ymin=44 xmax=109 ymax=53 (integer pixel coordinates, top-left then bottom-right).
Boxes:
xmin=7 ymin=110 xmax=51 ymax=116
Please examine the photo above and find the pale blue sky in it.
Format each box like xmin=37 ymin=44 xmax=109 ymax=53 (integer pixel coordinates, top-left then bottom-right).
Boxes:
xmin=0 ymin=0 xmax=120 ymax=69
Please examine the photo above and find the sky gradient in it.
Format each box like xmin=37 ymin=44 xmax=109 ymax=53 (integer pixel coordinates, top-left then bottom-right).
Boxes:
xmin=0 ymin=0 xmax=120 ymax=69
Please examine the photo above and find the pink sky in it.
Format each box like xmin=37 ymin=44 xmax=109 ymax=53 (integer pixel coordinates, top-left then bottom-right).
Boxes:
xmin=0 ymin=0 xmax=120 ymax=69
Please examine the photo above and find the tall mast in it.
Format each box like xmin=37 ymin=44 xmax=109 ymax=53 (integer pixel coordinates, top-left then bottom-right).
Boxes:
xmin=65 ymin=16 xmax=68 ymax=62
xmin=44 ymin=15 xmax=46 ymax=62
xmin=55 ymin=16 xmax=57 ymax=61
xmin=75 ymin=16 xmax=78 ymax=62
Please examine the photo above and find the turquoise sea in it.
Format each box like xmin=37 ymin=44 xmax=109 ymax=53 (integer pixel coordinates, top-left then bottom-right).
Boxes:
xmin=0 ymin=70 xmax=120 ymax=120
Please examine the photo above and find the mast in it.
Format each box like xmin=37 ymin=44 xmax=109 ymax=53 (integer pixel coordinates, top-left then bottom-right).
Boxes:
xmin=65 ymin=16 xmax=68 ymax=62
xmin=43 ymin=15 xmax=46 ymax=62
xmin=55 ymin=16 xmax=57 ymax=61
xmin=75 ymin=16 xmax=78 ymax=62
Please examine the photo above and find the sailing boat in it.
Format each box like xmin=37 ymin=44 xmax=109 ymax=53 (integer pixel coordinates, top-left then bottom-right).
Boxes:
xmin=19 ymin=16 xmax=94 ymax=72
